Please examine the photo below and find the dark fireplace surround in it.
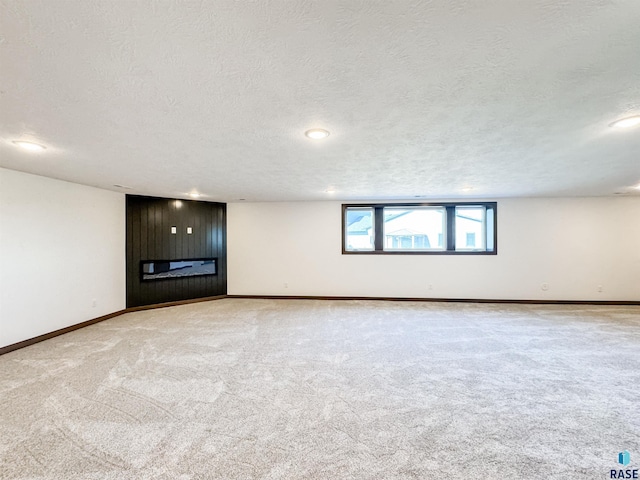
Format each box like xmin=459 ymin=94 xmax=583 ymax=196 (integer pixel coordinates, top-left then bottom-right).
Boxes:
xmin=126 ymin=195 xmax=226 ymax=308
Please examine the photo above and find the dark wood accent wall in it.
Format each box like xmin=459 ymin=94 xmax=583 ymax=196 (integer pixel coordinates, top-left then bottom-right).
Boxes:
xmin=126 ymin=195 xmax=227 ymax=308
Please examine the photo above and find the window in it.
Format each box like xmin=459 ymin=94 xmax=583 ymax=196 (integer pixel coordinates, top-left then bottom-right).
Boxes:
xmin=384 ymin=207 xmax=445 ymax=251
xmin=344 ymin=207 xmax=374 ymax=251
xmin=342 ymin=202 xmax=497 ymax=255
xmin=455 ymin=206 xmax=485 ymax=251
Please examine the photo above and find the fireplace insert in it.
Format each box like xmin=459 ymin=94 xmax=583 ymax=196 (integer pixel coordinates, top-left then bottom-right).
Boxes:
xmin=141 ymin=258 xmax=217 ymax=281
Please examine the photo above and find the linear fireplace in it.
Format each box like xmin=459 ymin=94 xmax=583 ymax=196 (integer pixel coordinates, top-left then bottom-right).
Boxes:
xmin=141 ymin=258 xmax=217 ymax=281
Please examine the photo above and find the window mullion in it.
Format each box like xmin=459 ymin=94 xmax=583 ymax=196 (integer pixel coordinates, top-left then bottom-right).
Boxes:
xmin=446 ymin=206 xmax=455 ymax=251
xmin=374 ymin=206 xmax=384 ymax=251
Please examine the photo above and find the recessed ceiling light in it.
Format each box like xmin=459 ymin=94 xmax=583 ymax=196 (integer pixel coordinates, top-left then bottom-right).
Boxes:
xmin=188 ymin=193 xmax=201 ymax=198
xmin=12 ymin=140 xmax=46 ymax=151
xmin=461 ymin=187 xmax=473 ymax=192
xmin=609 ymin=115 xmax=640 ymax=129
xmin=325 ymin=188 xmax=336 ymax=194
xmin=305 ymin=129 xmax=330 ymax=139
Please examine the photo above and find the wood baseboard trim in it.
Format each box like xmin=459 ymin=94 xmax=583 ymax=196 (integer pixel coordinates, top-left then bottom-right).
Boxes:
xmin=226 ymin=294 xmax=640 ymax=306
xmin=125 ymin=295 xmax=228 ymax=312
xmin=3 ymin=294 xmax=636 ymax=356
xmin=0 ymin=309 xmax=127 ymax=356
xmin=0 ymin=296 xmax=231 ymax=356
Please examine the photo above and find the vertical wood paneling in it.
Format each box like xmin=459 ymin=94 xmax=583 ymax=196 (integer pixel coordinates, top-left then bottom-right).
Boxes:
xmin=205 ymin=207 xmax=212 ymax=258
xmin=187 ymin=203 xmax=195 ymax=299
xmin=126 ymin=202 xmax=135 ymax=306
xmin=220 ymin=205 xmax=227 ymax=291
xmin=161 ymin=202 xmax=169 ymax=301
xmin=129 ymin=201 xmax=141 ymax=306
xmin=125 ymin=195 xmax=227 ymax=308
xmin=169 ymin=200 xmax=177 ymax=262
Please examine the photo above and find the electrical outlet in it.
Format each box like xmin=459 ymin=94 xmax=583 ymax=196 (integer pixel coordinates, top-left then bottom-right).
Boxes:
xmin=597 ymin=285 xmax=603 ymax=293
xmin=284 ymin=283 xmax=288 ymax=289
xmin=541 ymin=283 xmax=549 ymax=291
xmin=427 ymin=284 xmax=433 ymax=291
xmin=92 ymin=299 xmax=97 ymax=308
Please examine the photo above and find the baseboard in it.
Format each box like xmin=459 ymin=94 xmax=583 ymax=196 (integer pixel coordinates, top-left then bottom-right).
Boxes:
xmin=3 ymin=294 xmax=637 ymax=356
xmin=226 ymin=294 xmax=640 ymax=306
xmin=0 ymin=295 xmax=229 ymax=356
xmin=0 ymin=309 xmax=127 ymax=356
xmin=125 ymin=295 xmax=228 ymax=312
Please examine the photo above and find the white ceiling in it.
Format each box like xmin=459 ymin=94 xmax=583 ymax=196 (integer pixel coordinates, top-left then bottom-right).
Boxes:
xmin=1 ymin=0 xmax=639 ymax=202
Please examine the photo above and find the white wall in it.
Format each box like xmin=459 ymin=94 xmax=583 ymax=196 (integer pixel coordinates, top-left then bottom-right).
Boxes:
xmin=228 ymin=198 xmax=640 ymax=301
xmin=0 ymin=168 xmax=125 ymax=348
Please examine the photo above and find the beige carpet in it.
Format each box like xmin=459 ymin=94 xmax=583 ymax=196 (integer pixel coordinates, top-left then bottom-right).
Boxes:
xmin=1 ymin=299 xmax=638 ymax=479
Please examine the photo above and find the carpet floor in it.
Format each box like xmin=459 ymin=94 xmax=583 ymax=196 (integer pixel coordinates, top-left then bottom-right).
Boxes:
xmin=0 ymin=299 xmax=638 ymax=479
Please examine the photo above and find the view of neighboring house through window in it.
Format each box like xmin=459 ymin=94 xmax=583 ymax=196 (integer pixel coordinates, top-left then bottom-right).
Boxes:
xmin=384 ymin=207 xmax=445 ymax=251
xmin=455 ymin=206 xmax=485 ymax=251
xmin=345 ymin=207 xmax=374 ymax=251
xmin=343 ymin=202 xmax=497 ymax=254
xmin=466 ymin=233 xmax=476 ymax=247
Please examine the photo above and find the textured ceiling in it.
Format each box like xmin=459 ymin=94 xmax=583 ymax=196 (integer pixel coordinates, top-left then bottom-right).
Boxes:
xmin=1 ymin=0 xmax=639 ymax=202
